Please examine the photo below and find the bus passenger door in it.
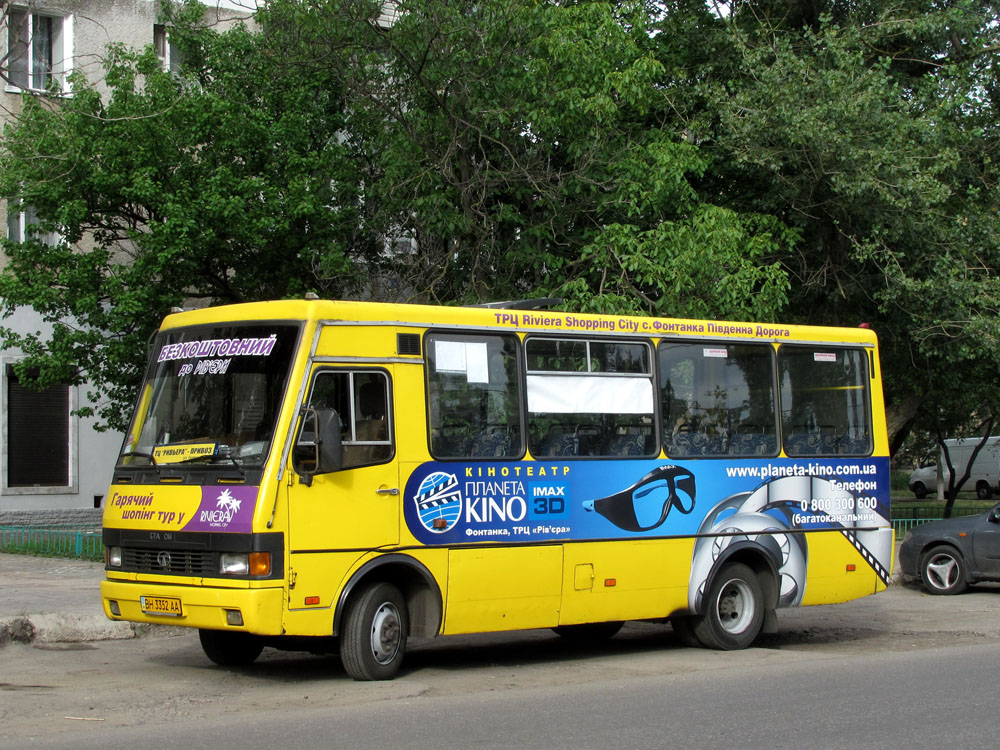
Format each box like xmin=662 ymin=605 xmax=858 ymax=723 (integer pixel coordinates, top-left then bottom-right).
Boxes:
xmin=284 ymin=367 xmax=399 ymax=615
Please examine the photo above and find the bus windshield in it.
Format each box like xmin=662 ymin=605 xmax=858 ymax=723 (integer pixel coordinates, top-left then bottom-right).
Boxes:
xmin=119 ymin=324 xmax=300 ymax=469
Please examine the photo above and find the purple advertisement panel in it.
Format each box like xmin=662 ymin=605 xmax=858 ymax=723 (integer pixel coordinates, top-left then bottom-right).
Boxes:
xmin=181 ymin=486 xmax=258 ymax=533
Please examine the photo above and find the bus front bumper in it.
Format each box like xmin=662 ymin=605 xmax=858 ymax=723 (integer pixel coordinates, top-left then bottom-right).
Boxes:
xmin=100 ymin=578 xmax=285 ymax=635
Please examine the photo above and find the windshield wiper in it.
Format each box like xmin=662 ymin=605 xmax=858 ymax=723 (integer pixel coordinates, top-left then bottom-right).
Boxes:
xmin=119 ymin=451 xmax=160 ymax=472
xmin=176 ymin=452 xmax=246 ymax=478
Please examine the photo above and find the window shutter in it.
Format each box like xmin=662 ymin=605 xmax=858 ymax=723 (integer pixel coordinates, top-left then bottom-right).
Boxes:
xmin=7 ymin=372 xmax=69 ymax=487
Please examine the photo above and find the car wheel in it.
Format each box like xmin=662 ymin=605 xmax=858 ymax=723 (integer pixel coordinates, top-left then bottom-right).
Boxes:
xmin=691 ymin=563 xmax=765 ymax=650
xmin=199 ymin=629 xmax=264 ymax=666
xmin=977 ymin=482 xmax=993 ymax=500
xmin=339 ymin=582 xmax=408 ymax=681
xmin=911 ymin=482 xmax=927 ymax=499
xmin=920 ymin=545 xmax=968 ymax=595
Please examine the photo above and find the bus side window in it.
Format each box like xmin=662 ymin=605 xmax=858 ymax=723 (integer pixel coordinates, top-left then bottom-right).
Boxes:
xmin=308 ymin=370 xmax=393 ymax=469
xmin=426 ymin=332 xmax=524 ymax=460
xmin=526 ymin=338 xmax=656 ymax=458
xmin=659 ymin=342 xmax=778 ymax=458
xmin=779 ymin=347 xmax=872 ymax=457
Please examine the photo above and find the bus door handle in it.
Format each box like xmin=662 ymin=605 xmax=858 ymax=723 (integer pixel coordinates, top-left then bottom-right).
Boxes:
xmin=376 ymin=487 xmax=399 ymax=496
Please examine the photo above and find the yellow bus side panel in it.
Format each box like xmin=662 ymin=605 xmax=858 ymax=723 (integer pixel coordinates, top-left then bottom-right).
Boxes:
xmin=317 ymin=325 xmax=402 ymax=361
xmin=560 ymin=539 xmax=695 ymax=625
xmin=445 ymin=546 xmax=562 ymax=634
xmin=281 ymin=551 xmax=364 ymax=635
xmin=280 ymin=548 xmax=451 ymax=637
xmin=800 ymin=530 xmax=881 ymax=605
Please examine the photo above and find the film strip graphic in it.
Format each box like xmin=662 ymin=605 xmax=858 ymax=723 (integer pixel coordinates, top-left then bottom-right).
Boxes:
xmin=415 ymin=472 xmax=460 ymax=511
xmin=759 ymin=491 xmax=892 ymax=587
xmin=840 ymin=528 xmax=891 ymax=585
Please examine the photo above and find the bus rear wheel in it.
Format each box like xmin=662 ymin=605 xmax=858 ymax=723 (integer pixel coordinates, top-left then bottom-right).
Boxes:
xmin=340 ymin=582 xmax=408 ymax=681
xmin=692 ymin=563 xmax=765 ymax=650
xmin=199 ymin=629 xmax=264 ymax=666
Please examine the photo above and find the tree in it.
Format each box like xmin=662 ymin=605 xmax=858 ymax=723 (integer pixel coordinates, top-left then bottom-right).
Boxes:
xmin=267 ymin=0 xmax=793 ymax=317
xmin=0 ymin=2 xmax=370 ymax=430
xmin=2 ymin=0 xmax=794 ymax=429
xmin=680 ymin=0 xmax=1000 ymax=449
xmin=3 ymin=0 xmax=999 ymax=448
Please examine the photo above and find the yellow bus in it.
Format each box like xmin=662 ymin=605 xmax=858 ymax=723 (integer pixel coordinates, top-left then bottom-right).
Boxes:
xmin=101 ymin=299 xmax=893 ymax=679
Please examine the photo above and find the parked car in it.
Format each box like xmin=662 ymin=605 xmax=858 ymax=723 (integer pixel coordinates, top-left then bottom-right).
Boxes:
xmin=907 ymin=464 xmax=948 ymax=499
xmin=898 ymin=503 xmax=1000 ymax=594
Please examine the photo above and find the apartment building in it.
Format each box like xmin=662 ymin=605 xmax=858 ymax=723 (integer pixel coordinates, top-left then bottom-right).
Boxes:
xmin=0 ymin=1 xmax=249 ymax=512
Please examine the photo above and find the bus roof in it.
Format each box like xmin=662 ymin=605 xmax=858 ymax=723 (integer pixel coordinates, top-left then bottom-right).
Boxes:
xmin=158 ymin=298 xmax=879 ymax=346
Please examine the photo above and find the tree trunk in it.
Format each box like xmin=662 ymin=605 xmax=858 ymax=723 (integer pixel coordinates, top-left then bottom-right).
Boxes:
xmin=885 ymin=394 xmax=923 ymax=457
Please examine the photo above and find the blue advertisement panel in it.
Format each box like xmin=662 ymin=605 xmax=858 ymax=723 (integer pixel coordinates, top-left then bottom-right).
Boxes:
xmin=403 ymin=457 xmax=894 ymax=602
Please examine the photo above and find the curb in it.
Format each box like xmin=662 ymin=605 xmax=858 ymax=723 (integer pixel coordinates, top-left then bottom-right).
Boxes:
xmin=0 ymin=614 xmax=146 ymax=648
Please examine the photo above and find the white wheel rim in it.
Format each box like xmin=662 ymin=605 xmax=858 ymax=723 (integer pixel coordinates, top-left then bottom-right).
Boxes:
xmin=716 ymin=578 xmax=755 ymax=634
xmin=926 ymin=554 xmax=959 ymax=590
xmin=370 ymin=602 xmax=402 ymax=665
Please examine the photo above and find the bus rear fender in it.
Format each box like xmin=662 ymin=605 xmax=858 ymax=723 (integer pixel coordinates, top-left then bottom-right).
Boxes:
xmin=333 ymin=554 xmax=443 ymax=639
xmin=694 ymin=540 xmax=781 ymax=634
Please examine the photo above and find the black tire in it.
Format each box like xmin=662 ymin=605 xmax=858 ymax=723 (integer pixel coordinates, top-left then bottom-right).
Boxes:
xmin=692 ymin=563 xmax=765 ymax=650
xmin=912 ymin=482 xmax=927 ymax=499
xmin=920 ymin=545 xmax=968 ymax=595
xmin=340 ymin=582 xmax=408 ymax=681
xmin=669 ymin=615 xmax=703 ymax=647
xmin=552 ymin=621 xmax=624 ymax=641
xmin=198 ymin=629 xmax=264 ymax=666
xmin=977 ymin=482 xmax=993 ymax=500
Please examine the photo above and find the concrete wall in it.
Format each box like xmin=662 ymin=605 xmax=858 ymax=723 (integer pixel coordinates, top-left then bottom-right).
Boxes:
xmin=1 ymin=1 xmax=251 ymax=511
xmin=0 ymin=507 xmax=102 ymax=526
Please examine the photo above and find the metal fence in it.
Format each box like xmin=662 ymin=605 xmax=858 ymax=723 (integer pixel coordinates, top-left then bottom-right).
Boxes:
xmin=0 ymin=526 xmax=103 ymax=561
xmin=0 ymin=507 xmax=990 ymax=560
xmin=890 ymin=504 xmax=993 ymax=536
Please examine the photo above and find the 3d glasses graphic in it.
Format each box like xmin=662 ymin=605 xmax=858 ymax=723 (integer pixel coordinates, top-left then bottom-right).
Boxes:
xmin=583 ymin=465 xmax=696 ymax=532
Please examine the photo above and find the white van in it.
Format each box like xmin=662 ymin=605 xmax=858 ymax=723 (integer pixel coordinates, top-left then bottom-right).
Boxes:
xmin=908 ymin=437 xmax=1000 ymax=499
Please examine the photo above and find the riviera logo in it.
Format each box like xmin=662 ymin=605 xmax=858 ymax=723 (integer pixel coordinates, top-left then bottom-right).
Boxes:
xmin=413 ymin=471 xmax=462 ymax=534
xmin=199 ymin=488 xmax=243 ymax=527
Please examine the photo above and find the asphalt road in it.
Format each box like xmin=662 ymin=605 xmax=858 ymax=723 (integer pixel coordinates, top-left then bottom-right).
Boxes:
xmin=3 ymin=581 xmax=1000 ymax=749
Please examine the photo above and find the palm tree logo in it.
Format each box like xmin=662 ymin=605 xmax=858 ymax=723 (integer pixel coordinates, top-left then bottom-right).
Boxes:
xmin=216 ymin=489 xmax=242 ymax=520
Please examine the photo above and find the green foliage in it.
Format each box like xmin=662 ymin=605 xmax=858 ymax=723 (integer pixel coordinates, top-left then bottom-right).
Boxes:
xmin=1 ymin=2 xmax=369 ymax=429
xmin=1 ymin=0 xmax=998 ymax=447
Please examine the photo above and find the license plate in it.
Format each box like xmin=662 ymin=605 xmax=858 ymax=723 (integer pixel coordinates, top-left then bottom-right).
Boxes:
xmin=140 ymin=595 xmax=183 ymax=617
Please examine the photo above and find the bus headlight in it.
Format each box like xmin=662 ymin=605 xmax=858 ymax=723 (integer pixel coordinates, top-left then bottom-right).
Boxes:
xmin=220 ymin=552 xmax=271 ymax=577
xmin=107 ymin=546 xmax=123 ymax=567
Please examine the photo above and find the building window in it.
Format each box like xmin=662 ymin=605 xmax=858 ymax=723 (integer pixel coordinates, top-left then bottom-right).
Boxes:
xmin=6 ymin=8 xmax=72 ymax=92
xmin=5 ymin=366 xmax=72 ymax=489
xmin=6 ymin=200 xmax=59 ymax=246
xmin=153 ymin=24 xmax=182 ymax=74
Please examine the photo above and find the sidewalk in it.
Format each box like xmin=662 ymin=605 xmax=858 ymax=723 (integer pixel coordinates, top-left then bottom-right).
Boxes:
xmin=0 ymin=553 xmax=145 ymax=646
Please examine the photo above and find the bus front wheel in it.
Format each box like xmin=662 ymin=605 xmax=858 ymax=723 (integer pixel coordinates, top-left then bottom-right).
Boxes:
xmin=692 ymin=563 xmax=765 ymax=650
xmin=199 ymin=629 xmax=264 ymax=666
xmin=340 ymin=582 xmax=408 ymax=681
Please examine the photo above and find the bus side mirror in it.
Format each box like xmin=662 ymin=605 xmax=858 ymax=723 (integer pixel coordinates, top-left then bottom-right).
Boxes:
xmin=293 ymin=407 xmax=343 ymax=485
